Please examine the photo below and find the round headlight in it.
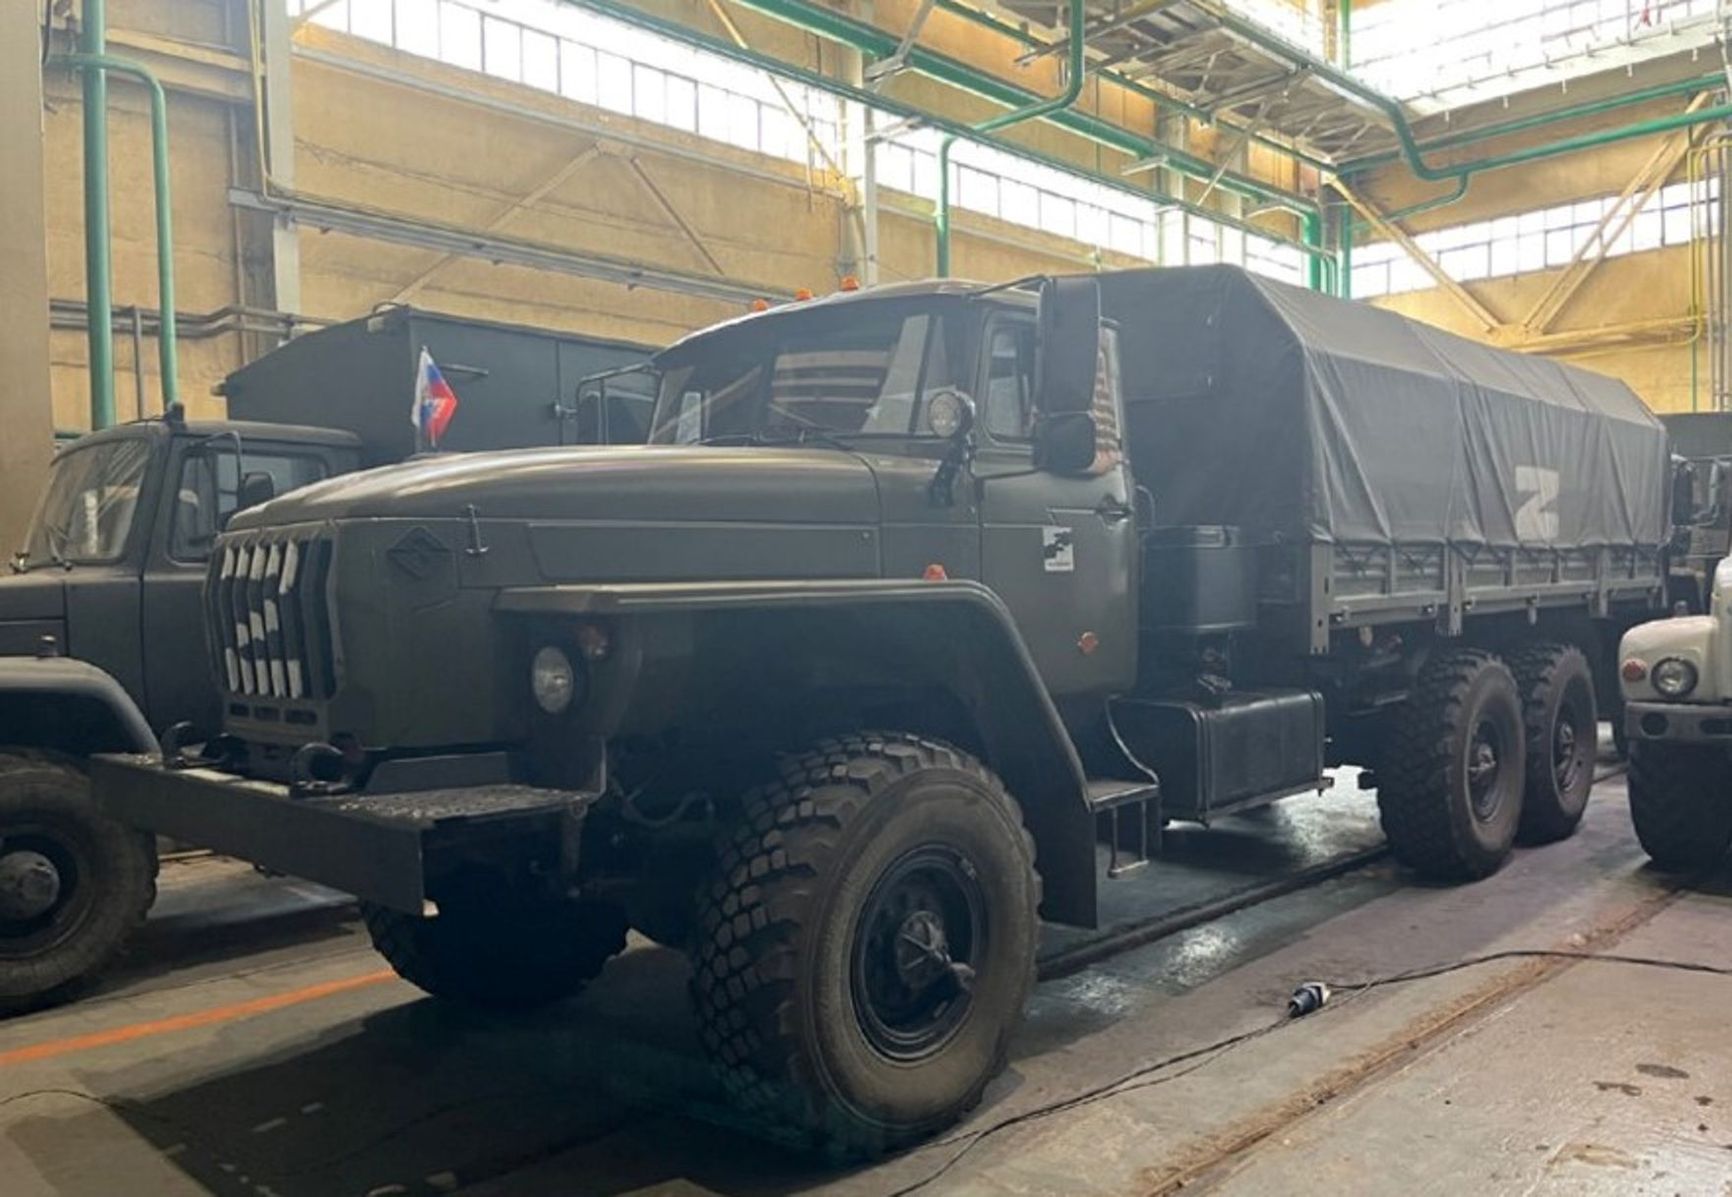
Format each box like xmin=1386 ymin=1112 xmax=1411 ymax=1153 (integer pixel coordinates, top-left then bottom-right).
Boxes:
xmin=926 ymin=390 xmax=974 ymax=439
xmin=531 ymin=645 xmax=576 ymax=714
xmin=1651 ymin=657 xmax=1699 ymax=699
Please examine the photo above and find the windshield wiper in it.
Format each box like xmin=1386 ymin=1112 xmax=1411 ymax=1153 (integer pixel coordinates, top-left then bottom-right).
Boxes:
xmin=701 ymin=428 xmax=857 ymax=454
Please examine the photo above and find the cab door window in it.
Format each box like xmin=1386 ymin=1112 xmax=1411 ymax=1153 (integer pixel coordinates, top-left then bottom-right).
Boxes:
xmin=982 ymin=321 xmax=1038 ymax=442
xmin=169 ymin=450 xmax=328 ymax=561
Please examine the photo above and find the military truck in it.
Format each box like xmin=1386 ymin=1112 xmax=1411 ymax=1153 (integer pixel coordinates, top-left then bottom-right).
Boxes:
xmin=93 ymin=266 xmax=1670 ymax=1153
xmin=0 ymin=310 xmax=648 ymax=1013
xmin=1617 ymin=552 xmax=1732 ymax=869
xmin=1659 ymin=412 xmax=1732 ymax=613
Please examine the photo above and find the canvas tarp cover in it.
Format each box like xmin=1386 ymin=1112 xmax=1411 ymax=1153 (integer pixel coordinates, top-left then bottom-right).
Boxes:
xmin=1097 ymin=265 xmax=1669 ymax=552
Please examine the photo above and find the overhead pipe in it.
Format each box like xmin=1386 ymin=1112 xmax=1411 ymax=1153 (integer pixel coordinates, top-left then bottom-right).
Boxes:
xmin=74 ymin=0 xmax=113 ymax=429
xmin=929 ymin=0 xmax=1336 ymax=172
xmin=53 ymin=50 xmax=181 ymax=413
xmin=717 ymin=0 xmax=1317 ymax=214
xmin=936 ymin=0 xmax=1086 ymax=275
xmin=573 ymin=0 xmax=1332 ymax=261
xmin=1341 ymin=73 xmax=1730 ymax=174
xmin=1196 ymin=0 xmax=1732 ymax=184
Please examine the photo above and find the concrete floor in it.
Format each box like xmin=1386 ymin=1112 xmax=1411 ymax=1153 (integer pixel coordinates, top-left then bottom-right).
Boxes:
xmin=2 ymin=762 xmax=1728 ymax=1196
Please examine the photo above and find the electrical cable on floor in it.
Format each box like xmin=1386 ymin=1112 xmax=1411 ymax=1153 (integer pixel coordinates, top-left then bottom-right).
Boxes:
xmin=884 ymin=946 xmax=1732 ymax=1196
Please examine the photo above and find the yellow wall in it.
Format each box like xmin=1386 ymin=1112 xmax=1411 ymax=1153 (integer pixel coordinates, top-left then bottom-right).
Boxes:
xmin=34 ymin=0 xmax=1712 ymax=438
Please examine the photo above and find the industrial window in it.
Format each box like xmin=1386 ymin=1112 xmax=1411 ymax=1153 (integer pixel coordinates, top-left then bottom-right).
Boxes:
xmin=1351 ymin=177 xmax=1718 ymax=299
xmin=1352 ymin=0 xmax=1719 ymax=108
xmin=284 ymin=0 xmax=1308 ymax=286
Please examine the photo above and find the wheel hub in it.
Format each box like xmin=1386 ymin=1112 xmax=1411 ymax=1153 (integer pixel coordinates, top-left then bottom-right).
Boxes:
xmin=0 ymin=848 xmax=62 ymax=922
xmin=1467 ymin=721 xmax=1503 ymax=819
xmin=1554 ymin=705 xmax=1584 ymax=790
xmin=852 ymin=847 xmax=985 ymax=1061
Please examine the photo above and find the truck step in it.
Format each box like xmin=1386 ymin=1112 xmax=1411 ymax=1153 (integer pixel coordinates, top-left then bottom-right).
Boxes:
xmin=1087 ymin=779 xmax=1162 ymax=878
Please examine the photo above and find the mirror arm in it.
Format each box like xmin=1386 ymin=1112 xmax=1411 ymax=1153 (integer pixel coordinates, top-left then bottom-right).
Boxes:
xmin=927 ymin=434 xmax=975 ymax=507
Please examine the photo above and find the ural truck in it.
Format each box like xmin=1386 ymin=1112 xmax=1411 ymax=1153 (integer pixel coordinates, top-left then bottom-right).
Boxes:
xmin=0 ymin=308 xmax=647 ymax=1013
xmin=93 ymin=266 xmax=1670 ymax=1153
xmin=1618 ymin=554 xmax=1732 ymax=869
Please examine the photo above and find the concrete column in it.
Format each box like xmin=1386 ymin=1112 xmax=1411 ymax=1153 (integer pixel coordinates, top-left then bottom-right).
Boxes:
xmin=0 ymin=4 xmax=58 ymax=555
xmin=260 ymin=0 xmax=302 ymax=316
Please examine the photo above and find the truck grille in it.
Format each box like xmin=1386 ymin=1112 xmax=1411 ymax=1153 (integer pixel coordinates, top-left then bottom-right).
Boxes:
xmin=208 ymin=530 xmax=337 ymax=700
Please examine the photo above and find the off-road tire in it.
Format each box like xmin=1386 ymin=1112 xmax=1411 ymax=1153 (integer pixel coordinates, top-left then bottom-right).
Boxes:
xmin=1627 ymin=742 xmax=1732 ymax=871
xmin=1378 ymin=649 xmax=1526 ymax=881
xmin=1510 ymin=643 xmax=1597 ymax=844
xmin=691 ymin=733 xmax=1039 ymax=1157
xmin=362 ymin=895 xmax=628 ymax=1011
xmin=0 ymin=751 xmax=157 ymax=1016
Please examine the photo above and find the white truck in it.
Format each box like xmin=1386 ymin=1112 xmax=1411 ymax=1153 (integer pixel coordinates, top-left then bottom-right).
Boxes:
xmin=1620 ymin=554 xmax=1732 ymax=868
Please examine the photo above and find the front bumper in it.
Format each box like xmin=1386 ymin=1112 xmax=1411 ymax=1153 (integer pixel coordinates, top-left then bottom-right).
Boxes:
xmin=1624 ymin=701 xmax=1732 ymax=744
xmin=90 ymin=754 xmax=593 ymax=913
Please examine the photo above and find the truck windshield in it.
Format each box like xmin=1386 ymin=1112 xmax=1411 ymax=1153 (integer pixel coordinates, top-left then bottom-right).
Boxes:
xmin=16 ymin=437 xmax=153 ymax=569
xmin=647 ymin=303 xmax=960 ymax=447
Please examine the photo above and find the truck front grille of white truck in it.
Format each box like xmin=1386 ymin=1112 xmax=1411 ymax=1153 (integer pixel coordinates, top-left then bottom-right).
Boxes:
xmin=207 ymin=531 xmax=337 ymax=701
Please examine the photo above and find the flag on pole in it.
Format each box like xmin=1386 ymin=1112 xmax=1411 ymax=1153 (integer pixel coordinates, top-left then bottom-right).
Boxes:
xmin=412 ymin=347 xmax=460 ymax=449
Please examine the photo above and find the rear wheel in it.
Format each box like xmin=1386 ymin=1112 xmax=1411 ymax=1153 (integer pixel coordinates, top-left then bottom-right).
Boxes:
xmin=1627 ymin=742 xmax=1732 ymax=871
xmin=0 ymin=752 xmax=157 ymax=1015
xmin=1510 ymin=643 xmax=1597 ymax=844
xmin=1378 ymin=649 xmax=1526 ymax=881
xmin=363 ymin=890 xmax=627 ymax=1011
xmin=691 ymin=733 xmax=1038 ymax=1157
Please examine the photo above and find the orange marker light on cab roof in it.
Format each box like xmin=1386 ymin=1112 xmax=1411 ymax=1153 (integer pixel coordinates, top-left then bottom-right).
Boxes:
xmin=794 ymin=287 xmax=815 ymax=301
xmin=749 ymin=298 xmax=770 ymax=312
xmin=923 ymin=563 xmax=949 ymax=581
xmin=839 ymin=275 xmax=861 ymax=291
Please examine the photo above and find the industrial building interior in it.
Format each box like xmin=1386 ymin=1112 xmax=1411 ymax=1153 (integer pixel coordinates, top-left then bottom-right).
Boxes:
xmin=6 ymin=0 xmax=1732 ymax=1193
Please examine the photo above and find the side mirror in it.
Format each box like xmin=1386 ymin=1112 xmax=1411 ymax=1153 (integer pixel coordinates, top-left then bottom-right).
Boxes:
xmin=236 ymin=471 xmax=276 ymax=513
xmin=1034 ymin=411 xmax=1097 ymax=475
xmin=1035 ymin=276 xmax=1102 ymax=415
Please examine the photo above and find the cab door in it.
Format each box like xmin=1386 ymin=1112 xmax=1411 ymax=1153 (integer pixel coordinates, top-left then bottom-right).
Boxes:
xmin=975 ymin=312 xmax=1137 ymax=702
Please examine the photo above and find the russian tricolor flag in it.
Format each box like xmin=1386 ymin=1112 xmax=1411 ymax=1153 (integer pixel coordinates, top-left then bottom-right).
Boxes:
xmin=412 ymin=347 xmax=460 ymax=448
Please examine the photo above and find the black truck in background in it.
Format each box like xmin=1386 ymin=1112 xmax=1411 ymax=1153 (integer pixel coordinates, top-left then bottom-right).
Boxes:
xmin=93 ymin=267 xmax=1676 ymax=1153
xmin=0 ymin=306 xmax=649 ymax=1013
xmin=1660 ymin=411 xmax=1732 ymax=613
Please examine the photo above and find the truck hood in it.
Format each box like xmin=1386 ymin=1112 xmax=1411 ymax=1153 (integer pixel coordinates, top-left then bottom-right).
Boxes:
xmin=231 ymin=445 xmax=881 ymax=528
xmin=0 ymin=571 xmax=66 ymax=622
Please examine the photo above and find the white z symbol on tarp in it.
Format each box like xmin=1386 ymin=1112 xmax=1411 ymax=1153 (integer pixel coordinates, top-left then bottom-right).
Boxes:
xmin=1514 ymin=466 xmax=1560 ymax=541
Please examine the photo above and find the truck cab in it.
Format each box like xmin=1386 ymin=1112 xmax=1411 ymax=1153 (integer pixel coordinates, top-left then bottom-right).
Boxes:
xmin=4 ymin=415 xmax=362 ymax=735
xmin=1618 ymin=554 xmax=1732 ymax=870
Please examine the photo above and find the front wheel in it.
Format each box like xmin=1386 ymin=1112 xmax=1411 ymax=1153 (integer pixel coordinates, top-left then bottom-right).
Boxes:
xmin=1378 ymin=649 xmax=1526 ymax=881
xmin=0 ymin=751 xmax=157 ymax=1015
xmin=691 ymin=733 xmax=1039 ymax=1157
xmin=1627 ymin=742 xmax=1732 ymax=871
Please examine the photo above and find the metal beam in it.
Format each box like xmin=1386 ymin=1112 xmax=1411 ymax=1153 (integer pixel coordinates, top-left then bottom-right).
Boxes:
xmin=1519 ymin=92 xmax=1712 ymax=334
xmin=1334 ymin=177 xmax=1502 ymax=331
xmin=227 ymin=187 xmax=783 ymax=306
xmin=390 ymin=144 xmax=605 ymax=303
xmin=622 ymin=157 xmax=728 ymax=276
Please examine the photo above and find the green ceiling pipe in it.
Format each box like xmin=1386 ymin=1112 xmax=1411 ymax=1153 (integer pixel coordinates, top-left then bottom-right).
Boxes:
xmin=1338 ymin=0 xmax=1351 ymax=69
xmin=1337 ymin=203 xmax=1352 ymax=298
xmin=1303 ymin=210 xmax=1324 ymax=290
xmin=937 ymin=0 xmax=1086 ymax=275
xmin=929 ymin=0 xmax=1336 ymax=173
xmin=54 ymin=50 xmax=180 ymax=412
xmin=77 ymin=0 xmax=113 ymax=429
xmin=1341 ymin=73 xmax=1727 ymax=174
xmin=1200 ymin=1 xmax=1730 ymax=184
xmin=570 ymin=0 xmax=1333 ymax=261
xmin=1350 ymin=174 xmax=1469 ymax=237
xmin=722 ymin=0 xmax=1317 ymax=214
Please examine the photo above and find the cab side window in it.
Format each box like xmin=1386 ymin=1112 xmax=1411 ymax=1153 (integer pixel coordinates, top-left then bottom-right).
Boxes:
xmin=170 ymin=450 xmax=328 ymax=561
xmin=982 ymin=322 xmax=1037 ymax=441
